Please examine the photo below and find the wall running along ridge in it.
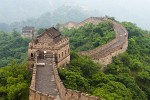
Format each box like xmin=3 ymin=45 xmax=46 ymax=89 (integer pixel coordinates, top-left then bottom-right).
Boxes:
xmin=60 ymin=17 xmax=128 ymax=65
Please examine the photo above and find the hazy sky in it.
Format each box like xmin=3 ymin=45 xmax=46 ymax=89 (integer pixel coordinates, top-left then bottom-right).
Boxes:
xmin=0 ymin=0 xmax=150 ymax=30
xmin=48 ymin=0 xmax=150 ymax=30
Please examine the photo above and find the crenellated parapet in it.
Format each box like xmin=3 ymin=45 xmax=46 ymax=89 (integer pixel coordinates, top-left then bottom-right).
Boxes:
xmin=54 ymin=37 xmax=69 ymax=49
xmin=30 ymin=64 xmax=36 ymax=89
xmin=28 ymin=37 xmax=69 ymax=50
xmin=60 ymin=17 xmax=108 ymax=30
xmin=29 ymin=89 xmax=55 ymax=100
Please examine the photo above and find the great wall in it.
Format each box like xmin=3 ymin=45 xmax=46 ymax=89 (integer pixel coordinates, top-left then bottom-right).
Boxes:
xmin=28 ymin=17 xmax=128 ymax=100
xmin=60 ymin=17 xmax=128 ymax=65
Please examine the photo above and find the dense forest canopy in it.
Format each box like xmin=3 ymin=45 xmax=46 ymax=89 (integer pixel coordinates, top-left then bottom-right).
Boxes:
xmin=0 ymin=31 xmax=31 ymax=100
xmin=59 ymin=22 xmax=150 ymax=100
xmin=0 ymin=30 xmax=30 ymax=67
xmin=62 ymin=21 xmax=115 ymax=51
xmin=0 ymin=61 xmax=31 ymax=100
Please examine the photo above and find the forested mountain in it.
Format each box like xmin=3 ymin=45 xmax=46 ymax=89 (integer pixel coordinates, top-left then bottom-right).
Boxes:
xmin=0 ymin=31 xmax=30 ymax=67
xmin=0 ymin=21 xmax=150 ymax=100
xmin=1 ymin=0 xmax=150 ymax=30
xmin=62 ymin=21 xmax=115 ymax=51
xmin=59 ymin=22 xmax=150 ymax=100
xmin=0 ymin=0 xmax=52 ymax=24
xmin=0 ymin=31 xmax=31 ymax=100
xmin=9 ymin=6 xmax=90 ymax=31
xmin=0 ymin=61 xmax=31 ymax=100
xmin=0 ymin=6 xmax=99 ymax=32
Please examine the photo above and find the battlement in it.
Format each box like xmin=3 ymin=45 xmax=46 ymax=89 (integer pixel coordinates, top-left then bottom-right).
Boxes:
xmin=28 ymin=37 xmax=69 ymax=50
xmin=60 ymin=17 xmax=109 ymax=29
xmin=54 ymin=37 xmax=69 ymax=49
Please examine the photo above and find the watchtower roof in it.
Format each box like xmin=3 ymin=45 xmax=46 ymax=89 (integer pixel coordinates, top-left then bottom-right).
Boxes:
xmin=37 ymin=27 xmax=61 ymax=39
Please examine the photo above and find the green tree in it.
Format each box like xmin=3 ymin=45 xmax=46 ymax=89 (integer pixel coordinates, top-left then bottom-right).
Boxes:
xmin=0 ymin=61 xmax=31 ymax=100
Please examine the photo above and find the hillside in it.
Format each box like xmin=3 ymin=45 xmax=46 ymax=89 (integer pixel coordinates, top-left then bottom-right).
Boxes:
xmin=0 ymin=20 xmax=149 ymax=100
xmin=62 ymin=20 xmax=115 ymax=51
xmin=10 ymin=6 xmax=89 ymax=30
xmin=0 ymin=0 xmax=52 ymax=24
xmin=59 ymin=22 xmax=150 ymax=100
xmin=0 ymin=31 xmax=31 ymax=99
xmin=0 ymin=61 xmax=31 ymax=100
xmin=0 ymin=6 xmax=99 ymax=32
xmin=0 ymin=31 xmax=30 ymax=67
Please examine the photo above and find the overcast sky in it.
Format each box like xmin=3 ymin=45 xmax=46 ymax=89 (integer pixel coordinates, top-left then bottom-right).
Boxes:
xmin=0 ymin=0 xmax=150 ymax=30
xmin=49 ymin=0 xmax=150 ymax=30
xmin=48 ymin=0 xmax=150 ymax=30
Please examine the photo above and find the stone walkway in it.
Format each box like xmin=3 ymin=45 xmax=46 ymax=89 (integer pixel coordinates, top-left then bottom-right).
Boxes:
xmin=91 ymin=23 xmax=127 ymax=59
xmin=35 ymin=58 xmax=61 ymax=99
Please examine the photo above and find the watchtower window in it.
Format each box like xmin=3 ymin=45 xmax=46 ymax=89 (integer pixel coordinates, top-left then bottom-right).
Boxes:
xmin=68 ymin=49 xmax=69 ymax=53
xmin=65 ymin=50 xmax=66 ymax=55
xmin=31 ymin=53 xmax=34 ymax=57
xmin=62 ymin=52 xmax=63 ymax=58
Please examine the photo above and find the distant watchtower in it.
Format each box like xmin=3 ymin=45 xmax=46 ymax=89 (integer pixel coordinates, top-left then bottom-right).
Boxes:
xmin=28 ymin=27 xmax=70 ymax=69
xmin=22 ymin=26 xmax=35 ymax=38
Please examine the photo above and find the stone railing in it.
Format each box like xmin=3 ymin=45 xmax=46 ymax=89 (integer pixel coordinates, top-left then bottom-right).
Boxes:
xmin=95 ymin=40 xmax=128 ymax=65
xmin=29 ymin=89 xmax=54 ymax=100
xmin=30 ymin=65 xmax=36 ymax=89
xmin=52 ymin=61 xmax=101 ymax=100
xmin=60 ymin=17 xmax=107 ymax=29
xmin=80 ymin=38 xmax=118 ymax=56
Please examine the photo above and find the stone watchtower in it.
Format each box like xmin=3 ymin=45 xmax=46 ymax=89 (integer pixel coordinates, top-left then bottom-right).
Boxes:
xmin=28 ymin=27 xmax=70 ymax=69
xmin=22 ymin=26 xmax=35 ymax=38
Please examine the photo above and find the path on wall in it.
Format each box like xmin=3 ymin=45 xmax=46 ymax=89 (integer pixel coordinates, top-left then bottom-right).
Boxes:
xmin=93 ymin=22 xmax=127 ymax=65
xmin=89 ymin=22 xmax=128 ymax=60
xmin=35 ymin=58 xmax=61 ymax=99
